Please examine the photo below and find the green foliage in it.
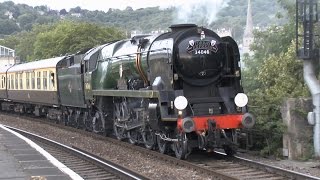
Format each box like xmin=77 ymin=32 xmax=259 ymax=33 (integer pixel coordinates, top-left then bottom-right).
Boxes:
xmin=17 ymin=13 xmax=36 ymax=30
xmin=33 ymin=21 xmax=124 ymax=59
xmin=258 ymin=43 xmax=308 ymax=98
xmin=0 ymin=1 xmax=60 ymax=36
xmin=1 ymin=24 xmax=54 ymax=61
xmin=0 ymin=19 xmax=19 ymax=35
xmin=245 ymin=43 xmax=309 ymax=155
xmin=242 ymin=2 xmax=310 ymax=155
xmin=2 ymin=21 xmax=124 ymax=61
xmin=77 ymin=6 xmax=174 ymax=33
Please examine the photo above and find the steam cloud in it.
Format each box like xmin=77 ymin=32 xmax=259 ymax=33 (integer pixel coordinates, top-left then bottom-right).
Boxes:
xmin=174 ymin=0 xmax=229 ymax=26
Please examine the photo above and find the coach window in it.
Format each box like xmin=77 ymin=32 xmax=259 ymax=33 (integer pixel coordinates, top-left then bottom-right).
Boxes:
xmin=31 ymin=72 xmax=35 ymax=89
xmin=43 ymin=71 xmax=47 ymax=90
xmin=26 ymin=72 xmax=30 ymax=89
xmin=12 ymin=75 xmax=14 ymax=89
xmin=10 ymin=75 xmax=13 ymax=89
xmin=2 ymin=75 xmax=4 ymax=89
xmin=2 ymin=76 xmax=4 ymax=89
xmin=19 ymin=73 xmax=23 ymax=89
xmin=12 ymin=75 xmax=15 ymax=89
xmin=0 ymin=76 xmax=2 ymax=89
xmin=37 ymin=71 xmax=41 ymax=89
xmin=50 ymin=72 xmax=55 ymax=89
xmin=3 ymin=76 xmax=5 ymax=89
xmin=15 ymin=74 xmax=18 ymax=89
xmin=8 ymin=75 xmax=10 ymax=89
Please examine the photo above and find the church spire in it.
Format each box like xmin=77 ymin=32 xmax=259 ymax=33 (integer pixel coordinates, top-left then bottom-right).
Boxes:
xmin=242 ymin=0 xmax=254 ymax=55
xmin=244 ymin=0 xmax=253 ymax=38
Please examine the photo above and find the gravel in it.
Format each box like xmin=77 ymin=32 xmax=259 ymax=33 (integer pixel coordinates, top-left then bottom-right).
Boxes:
xmin=0 ymin=114 xmax=212 ymax=180
xmin=0 ymin=113 xmax=319 ymax=179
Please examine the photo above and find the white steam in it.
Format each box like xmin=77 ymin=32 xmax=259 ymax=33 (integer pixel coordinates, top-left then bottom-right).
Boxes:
xmin=174 ymin=0 xmax=229 ymax=26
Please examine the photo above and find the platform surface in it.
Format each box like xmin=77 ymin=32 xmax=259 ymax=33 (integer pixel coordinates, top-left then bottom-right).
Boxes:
xmin=0 ymin=125 xmax=74 ymax=180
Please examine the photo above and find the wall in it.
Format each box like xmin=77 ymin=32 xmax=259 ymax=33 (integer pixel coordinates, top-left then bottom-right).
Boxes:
xmin=0 ymin=57 xmax=18 ymax=66
xmin=281 ymin=98 xmax=313 ymax=160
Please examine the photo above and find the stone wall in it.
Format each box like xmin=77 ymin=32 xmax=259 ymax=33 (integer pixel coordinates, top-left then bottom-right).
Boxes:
xmin=281 ymin=98 xmax=313 ymax=160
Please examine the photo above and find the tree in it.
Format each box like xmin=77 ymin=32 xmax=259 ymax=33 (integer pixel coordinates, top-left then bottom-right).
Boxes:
xmin=35 ymin=16 xmax=58 ymax=25
xmin=1 ymin=23 xmax=55 ymax=61
xmin=34 ymin=5 xmax=49 ymax=13
xmin=241 ymin=1 xmax=309 ymax=155
xmin=70 ymin=6 xmax=82 ymax=14
xmin=59 ymin=9 xmax=67 ymax=16
xmin=125 ymin=6 xmax=133 ymax=11
xmin=0 ymin=19 xmax=20 ymax=35
xmin=32 ymin=21 xmax=125 ymax=59
xmin=17 ymin=13 xmax=36 ymax=29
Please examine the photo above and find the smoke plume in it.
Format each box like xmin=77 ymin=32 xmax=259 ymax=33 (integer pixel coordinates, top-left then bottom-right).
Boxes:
xmin=173 ymin=0 xmax=229 ymax=26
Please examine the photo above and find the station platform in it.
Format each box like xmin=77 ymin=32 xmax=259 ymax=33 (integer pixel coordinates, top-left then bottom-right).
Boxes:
xmin=0 ymin=124 xmax=81 ymax=180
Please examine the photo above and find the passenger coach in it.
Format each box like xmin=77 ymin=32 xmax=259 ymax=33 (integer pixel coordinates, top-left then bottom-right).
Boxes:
xmin=1 ymin=57 xmax=64 ymax=115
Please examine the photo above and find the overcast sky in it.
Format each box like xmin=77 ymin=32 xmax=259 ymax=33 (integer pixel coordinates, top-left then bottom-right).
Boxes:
xmin=0 ymin=0 xmax=187 ymax=11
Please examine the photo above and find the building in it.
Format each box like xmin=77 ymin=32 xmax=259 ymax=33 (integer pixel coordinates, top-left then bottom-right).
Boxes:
xmin=4 ymin=11 xmax=13 ymax=19
xmin=70 ymin=13 xmax=81 ymax=17
xmin=0 ymin=45 xmax=19 ymax=66
xmin=242 ymin=0 xmax=254 ymax=55
xmin=216 ymin=28 xmax=232 ymax=37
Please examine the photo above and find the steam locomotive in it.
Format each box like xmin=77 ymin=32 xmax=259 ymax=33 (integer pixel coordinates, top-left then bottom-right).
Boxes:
xmin=0 ymin=24 xmax=254 ymax=159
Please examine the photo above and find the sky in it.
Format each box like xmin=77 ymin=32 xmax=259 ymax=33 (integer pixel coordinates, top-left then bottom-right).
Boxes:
xmin=0 ymin=0 xmax=187 ymax=11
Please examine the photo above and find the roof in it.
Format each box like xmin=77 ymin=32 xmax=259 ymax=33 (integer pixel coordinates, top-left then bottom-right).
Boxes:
xmin=7 ymin=56 xmax=65 ymax=73
xmin=0 ymin=45 xmax=14 ymax=51
xmin=83 ymin=44 xmax=108 ymax=61
xmin=0 ymin=45 xmax=15 ymax=57
xmin=0 ymin=64 xmax=14 ymax=73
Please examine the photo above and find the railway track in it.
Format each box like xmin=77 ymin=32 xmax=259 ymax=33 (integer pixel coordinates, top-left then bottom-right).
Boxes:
xmin=5 ymin=125 xmax=149 ymax=180
xmin=188 ymin=151 xmax=320 ymax=180
xmin=2 ymin=114 xmax=320 ymax=180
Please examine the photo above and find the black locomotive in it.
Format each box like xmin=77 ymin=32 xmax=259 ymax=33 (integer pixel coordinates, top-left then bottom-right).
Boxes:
xmin=0 ymin=24 xmax=254 ymax=159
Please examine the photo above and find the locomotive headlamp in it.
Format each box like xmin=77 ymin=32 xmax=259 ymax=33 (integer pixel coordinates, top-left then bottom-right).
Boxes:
xmin=174 ymin=96 xmax=188 ymax=110
xmin=234 ymin=93 xmax=248 ymax=107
